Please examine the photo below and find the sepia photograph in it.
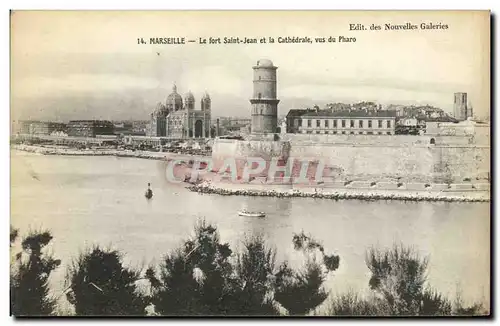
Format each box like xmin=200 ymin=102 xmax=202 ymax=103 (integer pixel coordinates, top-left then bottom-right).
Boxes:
xmin=9 ymin=10 xmax=491 ymax=317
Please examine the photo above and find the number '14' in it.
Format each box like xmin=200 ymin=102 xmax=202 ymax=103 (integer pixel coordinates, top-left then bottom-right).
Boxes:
xmin=137 ymin=38 xmax=146 ymax=44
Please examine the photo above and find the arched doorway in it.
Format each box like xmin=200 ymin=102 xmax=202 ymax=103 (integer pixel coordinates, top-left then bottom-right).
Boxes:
xmin=194 ymin=120 xmax=203 ymax=138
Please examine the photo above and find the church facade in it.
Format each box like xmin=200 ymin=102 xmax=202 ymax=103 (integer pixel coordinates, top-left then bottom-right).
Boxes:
xmin=148 ymin=84 xmax=212 ymax=138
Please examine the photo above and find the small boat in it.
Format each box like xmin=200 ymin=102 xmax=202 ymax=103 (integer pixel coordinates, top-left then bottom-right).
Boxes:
xmin=238 ymin=210 xmax=266 ymax=218
xmin=145 ymin=183 xmax=153 ymax=199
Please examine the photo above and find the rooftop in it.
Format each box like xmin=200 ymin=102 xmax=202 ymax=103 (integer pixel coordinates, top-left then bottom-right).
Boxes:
xmin=286 ymin=109 xmax=312 ymax=117
xmin=289 ymin=109 xmax=397 ymax=118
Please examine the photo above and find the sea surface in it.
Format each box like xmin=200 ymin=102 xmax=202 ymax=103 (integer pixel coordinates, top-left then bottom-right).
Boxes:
xmin=10 ymin=150 xmax=491 ymax=311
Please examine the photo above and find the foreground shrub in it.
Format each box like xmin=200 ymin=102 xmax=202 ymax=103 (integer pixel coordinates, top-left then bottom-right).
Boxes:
xmin=419 ymin=287 xmax=452 ymax=316
xmin=364 ymin=244 xmax=487 ymax=316
xmin=274 ymin=260 xmax=329 ymax=315
xmin=147 ymin=220 xmax=234 ymax=315
xmin=148 ymin=224 xmax=340 ymax=316
xmin=10 ymin=226 xmax=19 ymax=245
xmin=274 ymin=231 xmax=340 ymax=315
xmin=328 ymin=290 xmax=387 ymax=316
xmin=365 ymin=244 xmax=428 ymax=315
xmin=230 ymin=235 xmax=279 ymax=315
xmin=452 ymin=289 xmax=487 ymax=316
xmin=11 ymin=224 xmax=487 ymax=317
xmin=10 ymin=230 xmax=60 ymax=316
xmin=66 ymin=246 xmax=148 ymax=316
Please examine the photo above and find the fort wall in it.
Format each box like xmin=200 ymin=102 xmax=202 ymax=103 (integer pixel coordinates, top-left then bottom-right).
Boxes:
xmin=211 ymin=134 xmax=490 ymax=183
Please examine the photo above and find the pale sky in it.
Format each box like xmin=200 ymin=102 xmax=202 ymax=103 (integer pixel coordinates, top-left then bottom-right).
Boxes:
xmin=11 ymin=11 xmax=490 ymax=121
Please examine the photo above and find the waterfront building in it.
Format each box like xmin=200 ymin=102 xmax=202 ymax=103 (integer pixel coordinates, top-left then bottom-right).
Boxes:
xmin=67 ymin=120 xmax=115 ymax=137
xmin=15 ymin=120 xmax=67 ymax=136
xmin=123 ymin=135 xmax=165 ymax=147
xmin=148 ymin=84 xmax=211 ymax=138
xmin=398 ymin=118 xmax=418 ymax=127
xmin=286 ymin=109 xmax=397 ymax=135
xmin=130 ymin=120 xmax=148 ymax=136
xmin=50 ymin=130 xmax=68 ymax=137
xmin=215 ymin=117 xmax=251 ymax=136
xmin=285 ymin=109 xmax=311 ymax=134
xmin=250 ymin=59 xmax=279 ymax=134
xmin=112 ymin=121 xmax=137 ymax=135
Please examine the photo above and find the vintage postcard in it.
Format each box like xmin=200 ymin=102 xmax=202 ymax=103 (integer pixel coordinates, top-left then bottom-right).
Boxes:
xmin=10 ymin=10 xmax=491 ymax=317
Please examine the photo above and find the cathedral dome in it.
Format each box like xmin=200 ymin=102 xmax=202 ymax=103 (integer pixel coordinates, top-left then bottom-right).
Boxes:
xmin=166 ymin=84 xmax=183 ymax=110
xmin=201 ymin=92 xmax=211 ymax=111
xmin=185 ymin=91 xmax=195 ymax=103
xmin=185 ymin=91 xmax=195 ymax=110
xmin=256 ymin=59 xmax=274 ymax=67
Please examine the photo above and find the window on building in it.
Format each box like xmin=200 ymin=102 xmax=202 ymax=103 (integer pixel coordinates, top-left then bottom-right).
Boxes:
xmin=259 ymin=76 xmax=261 ymax=80
xmin=387 ymin=120 xmax=391 ymax=128
xmin=333 ymin=120 xmax=337 ymax=128
xmin=368 ymin=120 xmax=372 ymax=128
xmin=350 ymin=131 xmax=355 ymax=134
xmin=307 ymin=130 xmax=312 ymax=134
xmin=378 ymin=120 xmax=382 ymax=128
xmin=386 ymin=132 xmax=391 ymax=135
xmin=367 ymin=132 xmax=373 ymax=135
xmin=307 ymin=120 xmax=312 ymax=127
xmin=316 ymin=120 xmax=320 ymax=127
xmin=298 ymin=119 xmax=302 ymax=127
xmin=430 ymin=138 xmax=436 ymax=145
xmin=258 ymin=93 xmax=262 ymax=99
xmin=350 ymin=120 xmax=354 ymax=128
xmin=325 ymin=120 xmax=329 ymax=128
xmin=325 ymin=131 xmax=329 ymax=134
xmin=359 ymin=120 xmax=363 ymax=128
xmin=342 ymin=120 xmax=346 ymax=127
xmin=378 ymin=132 xmax=382 ymax=135
xmin=315 ymin=131 xmax=320 ymax=134
xmin=341 ymin=131 xmax=346 ymax=134
xmin=333 ymin=131 xmax=337 ymax=134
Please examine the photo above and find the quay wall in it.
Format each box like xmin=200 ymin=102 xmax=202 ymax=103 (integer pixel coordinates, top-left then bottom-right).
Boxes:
xmin=211 ymin=134 xmax=490 ymax=183
xmin=211 ymin=139 xmax=290 ymax=178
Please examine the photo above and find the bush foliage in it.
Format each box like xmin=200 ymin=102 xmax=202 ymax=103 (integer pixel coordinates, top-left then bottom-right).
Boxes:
xmin=66 ymin=246 xmax=148 ymax=316
xmin=10 ymin=229 xmax=60 ymax=316
xmin=10 ymin=223 xmax=487 ymax=317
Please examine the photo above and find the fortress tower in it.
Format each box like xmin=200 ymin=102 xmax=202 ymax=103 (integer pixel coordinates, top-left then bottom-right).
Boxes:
xmin=250 ymin=59 xmax=279 ymax=134
xmin=454 ymin=92 xmax=468 ymax=121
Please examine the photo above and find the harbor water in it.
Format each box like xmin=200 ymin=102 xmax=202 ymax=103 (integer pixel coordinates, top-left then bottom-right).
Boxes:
xmin=10 ymin=150 xmax=490 ymax=310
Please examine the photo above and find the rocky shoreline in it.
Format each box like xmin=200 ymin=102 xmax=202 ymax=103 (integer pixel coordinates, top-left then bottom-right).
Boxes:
xmin=13 ymin=144 xmax=490 ymax=203
xmin=186 ymin=182 xmax=490 ymax=203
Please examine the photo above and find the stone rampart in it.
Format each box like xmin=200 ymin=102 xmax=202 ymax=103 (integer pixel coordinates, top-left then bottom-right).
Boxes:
xmin=211 ymin=134 xmax=490 ymax=184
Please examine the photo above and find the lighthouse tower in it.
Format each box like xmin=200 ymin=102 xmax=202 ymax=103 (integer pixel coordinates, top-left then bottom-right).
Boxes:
xmin=250 ymin=59 xmax=279 ymax=134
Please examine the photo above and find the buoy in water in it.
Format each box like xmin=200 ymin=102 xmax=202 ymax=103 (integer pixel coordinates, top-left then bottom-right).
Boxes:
xmin=145 ymin=183 xmax=153 ymax=199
